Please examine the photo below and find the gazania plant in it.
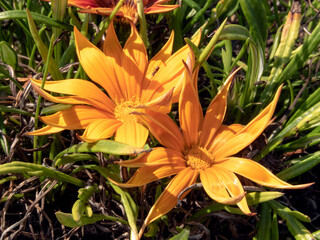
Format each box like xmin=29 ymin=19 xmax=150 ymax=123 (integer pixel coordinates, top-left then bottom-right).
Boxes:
xmin=27 ymin=22 xmax=200 ymax=148
xmin=111 ymin=59 xmax=313 ymax=237
xmin=1 ymin=1 xmax=320 ymax=239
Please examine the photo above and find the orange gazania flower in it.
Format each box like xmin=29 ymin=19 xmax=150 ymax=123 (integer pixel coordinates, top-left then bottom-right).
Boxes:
xmin=112 ymin=60 xmax=313 ymax=236
xmin=43 ymin=0 xmax=179 ymax=23
xmin=28 ymin=23 xmax=200 ymax=148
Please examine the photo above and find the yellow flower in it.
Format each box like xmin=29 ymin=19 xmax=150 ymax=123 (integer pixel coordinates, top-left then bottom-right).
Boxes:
xmin=43 ymin=0 xmax=179 ymax=23
xmin=111 ymin=59 xmax=313 ymax=236
xmin=28 ymin=22 xmax=200 ymax=148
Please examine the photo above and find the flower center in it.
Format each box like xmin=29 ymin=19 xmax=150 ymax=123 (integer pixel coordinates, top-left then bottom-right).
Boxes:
xmin=114 ymin=98 xmax=141 ymax=123
xmin=184 ymin=146 xmax=215 ymax=170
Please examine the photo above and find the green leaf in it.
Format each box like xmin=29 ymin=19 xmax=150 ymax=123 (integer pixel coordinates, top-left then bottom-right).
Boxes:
xmin=0 ymin=41 xmax=17 ymax=69
xmin=169 ymin=228 xmax=190 ymax=240
xmin=53 ymin=140 xmax=152 ymax=166
xmin=72 ymin=185 xmax=99 ymax=222
xmin=256 ymin=203 xmax=272 ymax=240
xmin=0 ymin=105 xmax=34 ymax=116
xmin=0 ymin=162 xmax=84 ymax=187
xmin=109 ymin=182 xmax=138 ymax=239
xmin=26 ymin=9 xmax=63 ymax=80
xmin=246 ymin=192 xmax=284 ymax=206
xmin=268 ymin=200 xmax=314 ymax=240
xmin=55 ymin=212 xmax=128 ymax=228
xmin=55 ymin=153 xmax=99 ymax=166
xmin=239 ymin=0 xmax=267 ymax=48
xmin=0 ymin=10 xmax=72 ymax=31
xmin=276 ymin=151 xmax=320 ymax=181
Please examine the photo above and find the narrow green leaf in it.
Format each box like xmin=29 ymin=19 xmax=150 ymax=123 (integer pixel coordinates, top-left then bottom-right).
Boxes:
xmin=268 ymin=200 xmax=314 ymax=240
xmin=109 ymin=182 xmax=138 ymax=239
xmin=0 ymin=10 xmax=72 ymax=31
xmin=276 ymin=151 xmax=320 ymax=181
xmin=0 ymin=41 xmax=17 ymax=69
xmin=256 ymin=203 xmax=272 ymax=240
xmin=53 ymin=140 xmax=152 ymax=166
xmin=271 ymin=211 xmax=279 ymax=240
xmin=55 ymin=153 xmax=99 ymax=166
xmin=0 ymin=105 xmax=34 ymax=116
xmin=169 ymin=228 xmax=190 ymax=240
xmin=55 ymin=212 xmax=128 ymax=228
xmin=239 ymin=0 xmax=267 ymax=48
xmin=0 ymin=162 xmax=84 ymax=187
xmin=26 ymin=9 xmax=63 ymax=80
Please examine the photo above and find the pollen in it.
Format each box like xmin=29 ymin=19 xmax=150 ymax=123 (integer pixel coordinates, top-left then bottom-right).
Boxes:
xmin=114 ymin=98 xmax=141 ymax=123
xmin=184 ymin=146 xmax=215 ymax=170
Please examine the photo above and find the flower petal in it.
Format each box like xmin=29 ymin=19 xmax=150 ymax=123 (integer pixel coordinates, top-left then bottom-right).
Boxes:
xmin=142 ymin=167 xmax=198 ymax=226
xmin=132 ymin=109 xmax=185 ymax=151
xmin=78 ymin=118 xmax=122 ymax=142
xmin=213 ymin=86 xmax=282 ymax=159
xmin=211 ymin=166 xmax=252 ymax=215
xmin=115 ymin=121 xmax=149 ymax=148
xmin=109 ymin=163 xmax=186 ymax=188
xmin=103 ymin=21 xmax=122 ymax=64
xmin=38 ymin=105 xmax=114 ymax=129
xmin=200 ymin=168 xmax=248 ymax=210
xmin=145 ymin=31 xmax=174 ymax=81
xmin=208 ymin=124 xmax=244 ymax=153
xmin=179 ymin=60 xmax=203 ymax=147
xmin=116 ymin=147 xmax=184 ymax=167
xmin=215 ymin=157 xmax=314 ymax=189
xmin=30 ymin=81 xmax=114 ymax=111
xmin=30 ymin=78 xmax=114 ymax=112
xmin=27 ymin=125 xmax=64 ymax=135
xmin=199 ymin=68 xmax=241 ymax=148
xmin=74 ymin=26 xmax=123 ymax=101
xmin=143 ymin=88 xmax=173 ymax=113
xmin=121 ymin=23 xmax=148 ymax=98
xmin=144 ymin=4 xmax=179 ymax=14
xmin=142 ymin=32 xmax=201 ymax=103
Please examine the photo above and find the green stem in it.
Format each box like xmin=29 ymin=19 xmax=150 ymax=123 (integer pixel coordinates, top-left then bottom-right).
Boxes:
xmin=33 ymin=35 xmax=55 ymax=164
xmin=137 ymin=0 xmax=148 ymax=47
xmin=93 ymin=0 xmax=125 ymax=45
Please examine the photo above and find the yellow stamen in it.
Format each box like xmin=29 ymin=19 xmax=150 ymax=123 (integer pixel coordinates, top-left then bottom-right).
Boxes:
xmin=114 ymin=98 xmax=141 ymax=123
xmin=184 ymin=146 xmax=214 ymax=170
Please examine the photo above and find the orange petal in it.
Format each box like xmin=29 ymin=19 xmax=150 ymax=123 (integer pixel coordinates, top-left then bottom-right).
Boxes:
xmin=200 ymin=167 xmax=249 ymax=214
xmin=213 ymin=86 xmax=282 ymax=159
xmin=74 ymin=26 xmax=123 ymax=101
xmin=199 ymin=68 xmax=241 ymax=148
xmin=143 ymin=167 xmax=198 ymax=226
xmin=179 ymin=60 xmax=203 ymax=147
xmin=208 ymin=124 xmax=244 ymax=153
xmin=215 ymin=157 xmax=314 ymax=189
xmin=30 ymin=78 xmax=114 ymax=112
xmin=121 ymin=23 xmax=148 ymax=98
xmin=109 ymin=163 xmax=186 ymax=188
xmin=30 ymin=81 xmax=113 ymax=111
xmin=116 ymin=147 xmax=184 ymax=167
xmin=39 ymin=105 xmax=114 ymax=129
xmin=115 ymin=121 xmax=149 ymax=148
xmin=144 ymin=4 xmax=179 ymax=14
xmin=211 ymin=166 xmax=252 ymax=215
xmin=145 ymin=31 xmax=174 ymax=81
xmin=142 ymin=88 xmax=173 ymax=113
xmin=27 ymin=125 xmax=64 ymax=136
xmin=103 ymin=21 xmax=122 ymax=63
xmin=78 ymin=119 xmax=122 ymax=142
xmin=142 ymin=32 xmax=201 ymax=103
xmin=132 ymin=109 xmax=185 ymax=151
